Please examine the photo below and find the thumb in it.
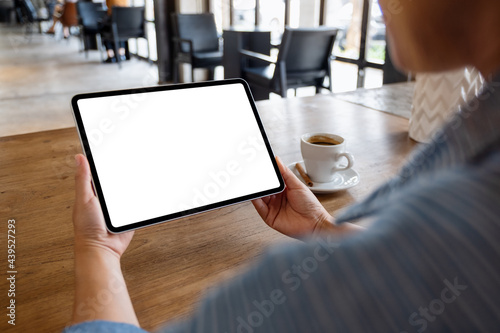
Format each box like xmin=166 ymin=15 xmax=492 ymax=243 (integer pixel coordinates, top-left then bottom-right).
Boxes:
xmin=74 ymin=154 xmax=95 ymax=203
xmin=275 ymin=156 xmax=308 ymax=190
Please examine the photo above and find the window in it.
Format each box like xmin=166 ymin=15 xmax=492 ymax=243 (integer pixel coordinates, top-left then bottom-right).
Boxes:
xmin=365 ymin=0 xmax=385 ymax=64
xmin=128 ymin=0 xmax=157 ymax=61
xmin=233 ymin=0 xmax=256 ymax=28
xmin=258 ymin=0 xmax=285 ymax=43
xmin=324 ymin=0 xmax=385 ymax=88
xmin=326 ymin=0 xmax=360 ymax=60
xmin=211 ymin=0 xmax=231 ymax=33
xmin=289 ymin=0 xmax=321 ymax=28
xmin=179 ymin=0 xmax=387 ymax=89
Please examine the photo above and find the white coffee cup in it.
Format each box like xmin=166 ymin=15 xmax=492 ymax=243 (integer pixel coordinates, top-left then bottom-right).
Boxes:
xmin=300 ymin=133 xmax=355 ymax=183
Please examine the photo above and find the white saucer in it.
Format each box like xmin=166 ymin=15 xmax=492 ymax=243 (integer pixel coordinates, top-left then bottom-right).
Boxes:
xmin=287 ymin=161 xmax=360 ymax=194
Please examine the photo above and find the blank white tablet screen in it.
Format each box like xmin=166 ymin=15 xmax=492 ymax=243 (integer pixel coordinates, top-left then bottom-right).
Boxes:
xmin=77 ymin=82 xmax=280 ymax=228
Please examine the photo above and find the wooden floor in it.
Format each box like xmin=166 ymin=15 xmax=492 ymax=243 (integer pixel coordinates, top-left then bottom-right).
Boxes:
xmin=0 ymin=24 xmax=159 ymax=138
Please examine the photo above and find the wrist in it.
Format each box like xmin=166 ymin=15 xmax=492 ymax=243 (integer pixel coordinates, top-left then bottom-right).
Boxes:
xmin=74 ymin=241 xmax=122 ymax=265
xmin=313 ymin=214 xmax=364 ymax=237
xmin=71 ymin=243 xmax=138 ymax=326
xmin=313 ymin=214 xmax=336 ymax=235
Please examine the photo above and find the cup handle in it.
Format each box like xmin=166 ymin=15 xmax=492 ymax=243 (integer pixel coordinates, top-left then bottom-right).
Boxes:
xmin=333 ymin=152 xmax=354 ymax=172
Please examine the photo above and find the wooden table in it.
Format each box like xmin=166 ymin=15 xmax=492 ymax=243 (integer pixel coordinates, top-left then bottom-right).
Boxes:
xmin=0 ymin=94 xmax=416 ymax=332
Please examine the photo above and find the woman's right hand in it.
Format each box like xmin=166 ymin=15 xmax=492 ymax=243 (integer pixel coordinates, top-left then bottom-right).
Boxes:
xmin=252 ymin=157 xmax=335 ymax=238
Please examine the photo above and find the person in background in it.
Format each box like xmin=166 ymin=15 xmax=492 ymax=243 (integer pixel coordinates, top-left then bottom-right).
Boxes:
xmin=45 ymin=0 xmax=62 ymax=35
xmin=64 ymin=0 xmax=500 ymax=332
xmin=100 ymin=0 xmax=128 ymax=63
xmin=46 ymin=0 xmax=77 ymax=38
xmin=44 ymin=0 xmax=56 ymax=18
xmin=31 ymin=0 xmax=48 ymax=19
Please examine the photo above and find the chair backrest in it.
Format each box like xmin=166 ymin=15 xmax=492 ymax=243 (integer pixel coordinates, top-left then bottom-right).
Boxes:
xmin=77 ymin=1 xmax=105 ymax=29
xmin=276 ymin=27 xmax=337 ymax=75
xmin=17 ymin=0 xmax=37 ymax=22
xmin=172 ymin=13 xmax=219 ymax=53
xmin=111 ymin=6 xmax=145 ymax=38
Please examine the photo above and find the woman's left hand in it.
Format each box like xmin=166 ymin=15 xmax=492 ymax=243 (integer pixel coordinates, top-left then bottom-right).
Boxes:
xmin=72 ymin=154 xmax=134 ymax=258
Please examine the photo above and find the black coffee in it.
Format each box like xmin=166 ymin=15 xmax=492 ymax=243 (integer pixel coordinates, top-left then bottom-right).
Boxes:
xmin=307 ymin=135 xmax=341 ymax=146
xmin=309 ymin=141 xmax=337 ymax=146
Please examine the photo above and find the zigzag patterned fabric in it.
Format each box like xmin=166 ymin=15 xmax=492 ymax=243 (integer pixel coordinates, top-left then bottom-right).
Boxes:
xmin=410 ymin=67 xmax=484 ymax=143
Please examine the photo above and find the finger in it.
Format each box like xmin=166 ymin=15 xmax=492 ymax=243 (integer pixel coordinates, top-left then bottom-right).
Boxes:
xmin=251 ymin=198 xmax=269 ymax=220
xmin=252 ymin=158 xmax=287 ymax=214
xmin=74 ymin=154 xmax=95 ymax=204
xmin=261 ymin=195 xmax=272 ymax=205
xmin=275 ymin=155 xmax=287 ymax=174
xmin=276 ymin=156 xmax=308 ymax=191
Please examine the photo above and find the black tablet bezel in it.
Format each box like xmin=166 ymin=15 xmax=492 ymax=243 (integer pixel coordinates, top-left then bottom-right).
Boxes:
xmin=71 ymin=79 xmax=284 ymax=233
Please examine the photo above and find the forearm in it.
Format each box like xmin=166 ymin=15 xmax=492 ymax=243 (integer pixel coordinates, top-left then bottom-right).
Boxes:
xmin=72 ymin=247 xmax=140 ymax=327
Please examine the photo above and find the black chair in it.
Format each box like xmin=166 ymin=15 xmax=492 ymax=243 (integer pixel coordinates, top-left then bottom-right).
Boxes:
xmin=14 ymin=0 xmax=48 ymax=35
xmin=171 ymin=13 xmax=222 ymax=83
xmin=0 ymin=0 xmax=15 ymax=23
xmin=100 ymin=6 xmax=148 ymax=68
xmin=240 ymin=27 xmax=338 ymax=100
xmin=76 ymin=1 xmax=106 ymax=58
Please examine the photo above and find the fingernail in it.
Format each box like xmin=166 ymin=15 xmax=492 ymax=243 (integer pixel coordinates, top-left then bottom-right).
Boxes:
xmin=74 ymin=155 xmax=81 ymax=166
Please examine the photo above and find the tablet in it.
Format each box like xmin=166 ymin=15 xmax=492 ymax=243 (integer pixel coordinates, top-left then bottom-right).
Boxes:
xmin=71 ymin=79 xmax=284 ymax=233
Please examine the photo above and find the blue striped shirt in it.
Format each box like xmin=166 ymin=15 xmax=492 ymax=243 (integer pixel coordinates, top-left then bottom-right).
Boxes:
xmin=64 ymin=73 xmax=500 ymax=332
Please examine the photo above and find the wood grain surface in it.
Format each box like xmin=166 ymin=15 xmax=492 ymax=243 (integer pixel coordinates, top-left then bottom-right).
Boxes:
xmin=0 ymin=94 xmax=416 ymax=332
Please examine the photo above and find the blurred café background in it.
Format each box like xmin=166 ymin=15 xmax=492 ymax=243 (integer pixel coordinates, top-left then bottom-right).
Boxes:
xmin=0 ymin=0 xmax=411 ymax=137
